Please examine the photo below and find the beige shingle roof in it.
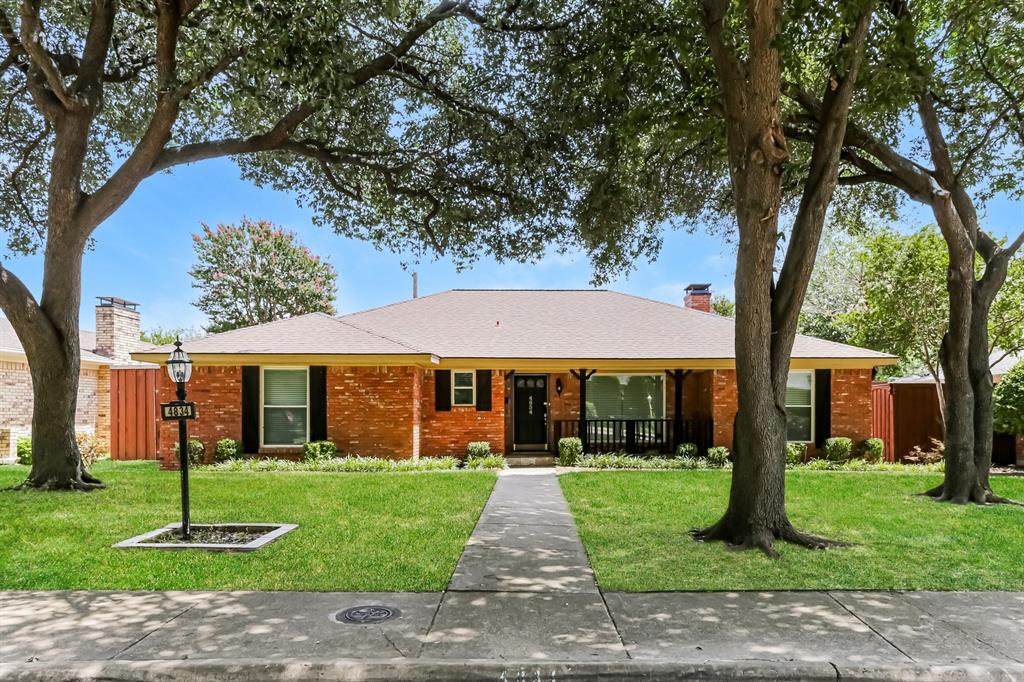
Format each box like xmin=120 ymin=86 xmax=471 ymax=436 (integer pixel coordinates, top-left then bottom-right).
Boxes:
xmin=137 ymin=312 xmax=426 ymax=357
xmin=341 ymin=289 xmax=893 ymax=361
xmin=131 ymin=290 xmax=895 ymax=366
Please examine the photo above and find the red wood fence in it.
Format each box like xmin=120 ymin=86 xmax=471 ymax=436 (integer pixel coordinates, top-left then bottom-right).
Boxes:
xmin=872 ymin=380 xmax=1018 ymax=464
xmin=110 ymin=367 xmax=159 ymax=460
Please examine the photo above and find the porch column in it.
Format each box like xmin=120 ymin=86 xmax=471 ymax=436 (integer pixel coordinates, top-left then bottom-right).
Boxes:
xmin=578 ymin=368 xmax=588 ymax=453
xmin=672 ymin=369 xmax=684 ymax=450
xmin=411 ymin=368 xmax=422 ymax=461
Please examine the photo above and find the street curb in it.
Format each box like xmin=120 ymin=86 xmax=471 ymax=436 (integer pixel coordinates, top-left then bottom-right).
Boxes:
xmin=2 ymin=659 xmax=1024 ymax=681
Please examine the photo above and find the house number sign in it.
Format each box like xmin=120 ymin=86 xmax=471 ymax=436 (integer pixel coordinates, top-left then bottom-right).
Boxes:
xmin=161 ymin=401 xmax=197 ymax=421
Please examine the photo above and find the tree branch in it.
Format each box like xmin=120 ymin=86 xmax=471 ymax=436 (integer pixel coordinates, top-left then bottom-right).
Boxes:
xmin=0 ymin=261 xmax=58 ymax=357
xmin=73 ymin=0 xmax=115 ymax=99
xmin=774 ymin=7 xmax=873 ymax=343
xmin=17 ymin=0 xmax=76 ymax=109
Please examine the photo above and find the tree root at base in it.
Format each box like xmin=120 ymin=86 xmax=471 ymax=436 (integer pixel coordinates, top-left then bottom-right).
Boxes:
xmin=10 ymin=475 xmax=105 ymax=492
xmin=918 ymin=484 xmax=1024 ymax=506
xmin=690 ymin=519 xmax=849 ymax=559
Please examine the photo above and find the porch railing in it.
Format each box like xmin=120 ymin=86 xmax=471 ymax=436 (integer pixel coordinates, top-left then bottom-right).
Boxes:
xmin=554 ymin=418 xmax=713 ymax=455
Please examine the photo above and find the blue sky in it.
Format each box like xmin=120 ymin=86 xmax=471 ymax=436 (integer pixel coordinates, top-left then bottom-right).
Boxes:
xmin=2 ymin=157 xmax=1021 ymax=333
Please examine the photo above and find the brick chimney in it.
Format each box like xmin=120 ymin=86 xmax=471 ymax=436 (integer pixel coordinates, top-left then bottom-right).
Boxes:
xmin=683 ymin=283 xmax=712 ymax=313
xmin=95 ymin=297 xmax=140 ymax=363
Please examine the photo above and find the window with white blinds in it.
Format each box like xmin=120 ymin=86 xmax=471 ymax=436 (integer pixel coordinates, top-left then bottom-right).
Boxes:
xmin=585 ymin=374 xmax=665 ymax=419
xmin=262 ymin=367 xmax=309 ymax=446
xmin=785 ymin=370 xmax=814 ymax=442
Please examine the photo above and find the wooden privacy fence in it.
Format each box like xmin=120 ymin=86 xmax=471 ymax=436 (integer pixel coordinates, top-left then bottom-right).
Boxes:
xmin=110 ymin=367 xmax=159 ymax=460
xmin=872 ymin=380 xmax=1018 ymax=464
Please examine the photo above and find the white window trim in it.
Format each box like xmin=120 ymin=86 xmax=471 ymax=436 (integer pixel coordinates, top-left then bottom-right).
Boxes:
xmin=452 ymin=370 xmax=476 ymax=407
xmin=260 ymin=366 xmax=310 ymax=448
xmin=785 ymin=369 xmax=815 ymax=444
xmin=587 ymin=372 xmax=667 ymax=419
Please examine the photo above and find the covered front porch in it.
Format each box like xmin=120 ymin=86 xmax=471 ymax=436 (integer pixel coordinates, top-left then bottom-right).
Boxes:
xmin=504 ymin=368 xmax=716 ymax=456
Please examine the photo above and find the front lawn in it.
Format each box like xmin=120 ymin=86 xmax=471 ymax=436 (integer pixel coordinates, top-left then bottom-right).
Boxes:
xmin=561 ymin=470 xmax=1024 ymax=591
xmin=0 ymin=461 xmax=495 ymax=591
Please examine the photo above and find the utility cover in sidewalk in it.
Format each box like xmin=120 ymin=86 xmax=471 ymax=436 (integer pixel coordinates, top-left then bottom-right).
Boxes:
xmin=332 ymin=606 xmax=400 ymax=624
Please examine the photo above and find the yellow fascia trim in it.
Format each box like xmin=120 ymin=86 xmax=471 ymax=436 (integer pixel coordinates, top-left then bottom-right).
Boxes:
xmin=435 ymin=357 xmax=896 ymax=371
xmin=129 ymin=352 xmax=439 ymax=367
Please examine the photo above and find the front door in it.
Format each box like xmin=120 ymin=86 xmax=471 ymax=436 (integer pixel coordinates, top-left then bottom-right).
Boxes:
xmin=514 ymin=375 xmax=548 ymax=448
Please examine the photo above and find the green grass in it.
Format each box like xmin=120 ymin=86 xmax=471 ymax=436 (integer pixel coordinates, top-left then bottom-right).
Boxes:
xmin=0 ymin=461 xmax=495 ymax=591
xmin=560 ymin=470 xmax=1024 ymax=592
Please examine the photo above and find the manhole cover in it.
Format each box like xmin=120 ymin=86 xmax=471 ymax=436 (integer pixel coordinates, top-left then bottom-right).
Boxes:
xmin=332 ymin=605 xmax=400 ymax=624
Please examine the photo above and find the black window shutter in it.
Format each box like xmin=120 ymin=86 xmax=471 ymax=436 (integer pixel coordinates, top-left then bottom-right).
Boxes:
xmin=435 ymin=370 xmax=452 ymax=411
xmin=241 ymin=366 xmax=260 ymax=453
xmin=814 ymin=369 xmax=831 ymax=447
xmin=476 ymin=370 xmax=492 ymax=411
xmin=309 ymin=366 xmax=327 ymax=441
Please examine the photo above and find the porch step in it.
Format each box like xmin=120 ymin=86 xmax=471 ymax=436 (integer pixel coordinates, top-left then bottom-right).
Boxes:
xmin=507 ymin=454 xmax=555 ymax=467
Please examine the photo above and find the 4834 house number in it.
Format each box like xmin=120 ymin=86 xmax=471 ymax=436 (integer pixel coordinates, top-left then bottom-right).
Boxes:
xmin=160 ymin=402 xmax=197 ymax=420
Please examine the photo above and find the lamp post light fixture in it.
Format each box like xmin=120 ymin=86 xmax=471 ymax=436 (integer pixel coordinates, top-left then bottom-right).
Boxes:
xmin=166 ymin=339 xmax=194 ymax=539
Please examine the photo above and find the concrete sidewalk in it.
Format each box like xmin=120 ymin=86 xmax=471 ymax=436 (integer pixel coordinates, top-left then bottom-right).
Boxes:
xmin=3 ymin=470 xmax=1024 ymax=679
xmin=3 ymin=589 xmax=1024 ymax=680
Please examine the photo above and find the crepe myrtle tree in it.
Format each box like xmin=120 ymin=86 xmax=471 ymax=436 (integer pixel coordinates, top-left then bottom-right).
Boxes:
xmin=191 ymin=219 xmax=338 ymax=333
xmin=0 ymin=0 xmax=576 ymax=490
xmin=786 ymin=0 xmax=1024 ymax=504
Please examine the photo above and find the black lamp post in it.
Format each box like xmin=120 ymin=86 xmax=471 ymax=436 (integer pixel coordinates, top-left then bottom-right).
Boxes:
xmin=166 ymin=339 xmax=193 ymax=539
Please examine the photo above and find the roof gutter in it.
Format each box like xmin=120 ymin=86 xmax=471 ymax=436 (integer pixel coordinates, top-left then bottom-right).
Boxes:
xmin=129 ymin=352 xmax=440 ymax=368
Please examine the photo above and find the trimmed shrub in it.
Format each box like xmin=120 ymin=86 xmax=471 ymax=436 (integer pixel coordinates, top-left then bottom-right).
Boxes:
xmin=173 ymin=438 xmax=205 ymax=466
xmin=557 ymin=437 xmax=583 ymax=466
xmin=16 ymin=436 xmax=31 ymax=465
xmin=994 ymin=360 xmax=1024 ymax=434
xmin=75 ymin=433 xmax=106 ymax=466
xmin=302 ymin=440 xmax=337 ymax=462
xmin=785 ymin=442 xmax=807 ymax=466
xmin=823 ymin=437 xmax=853 ymax=462
xmin=859 ymin=438 xmax=885 ymax=463
xmin=465 ymin=454 xmax=507 ymax=470
xmin=205 ymin=455 xmax=461 ymax=472
xmin=215 ymin=438 xmax=243 ymax=463
xmin=466 ymin=441 xmax=491 ymax=458
xmin=705 ymin=446 xmax=730 ymax=468
xmin=675 ymin=442 xmax=698 ymax=459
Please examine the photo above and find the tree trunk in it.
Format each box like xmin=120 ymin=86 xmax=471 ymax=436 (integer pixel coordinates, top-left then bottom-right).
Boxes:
xmin=11 ymin=228 xmax=102 ymax=490
xmin=969 ymin=288 xmax=995 ymax=492
xmin=928 ymin=216 xmax=984 ymax=503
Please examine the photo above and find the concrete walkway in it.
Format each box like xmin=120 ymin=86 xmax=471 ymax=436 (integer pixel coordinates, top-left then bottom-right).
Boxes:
xmin=423 ymin=468 xmax=626 ymax=660
xmin=4 ymin=469 xmax=1024 ymax=680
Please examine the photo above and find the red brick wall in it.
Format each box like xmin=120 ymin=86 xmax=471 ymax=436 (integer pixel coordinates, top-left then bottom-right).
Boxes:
xmin=830 ymin=368 xmax=873 ymax=445
xmin=327 ymin=366 xmax=415 ymax=458
xmin=420 ymin=370 xmax=505 ymax=457
xmin=711 ymin=370 xmax=738 ymax=448
xmin=709 ymin=368 xmax=875 ymax=452
xmin=157 ymin=366 xmax=242 ymax=468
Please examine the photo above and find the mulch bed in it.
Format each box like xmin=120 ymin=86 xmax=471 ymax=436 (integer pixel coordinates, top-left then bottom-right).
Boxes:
xmin=149 ymin=526 xmax=266 ymax=545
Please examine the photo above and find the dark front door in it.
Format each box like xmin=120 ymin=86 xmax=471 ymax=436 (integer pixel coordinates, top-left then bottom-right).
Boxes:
xmin=514 ymin=375 xmax=548 ymax=447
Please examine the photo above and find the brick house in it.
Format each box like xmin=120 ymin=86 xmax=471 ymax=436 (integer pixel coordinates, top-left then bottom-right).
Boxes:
xmin=0 ymin=297 xmax=148 ymax=462
xmin=133 ymin=287 xmax=895 ymax=467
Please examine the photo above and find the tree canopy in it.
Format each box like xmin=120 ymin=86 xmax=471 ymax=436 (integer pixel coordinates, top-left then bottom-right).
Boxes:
xmin=802 ymin=226 xmax=1024 ymax=383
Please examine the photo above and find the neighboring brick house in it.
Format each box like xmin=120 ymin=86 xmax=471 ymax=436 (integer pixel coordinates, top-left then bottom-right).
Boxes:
xmin=0 ymin=297 xmax=147 ymax=462
xmin=133 ymin=287 xmax=894 ymax=467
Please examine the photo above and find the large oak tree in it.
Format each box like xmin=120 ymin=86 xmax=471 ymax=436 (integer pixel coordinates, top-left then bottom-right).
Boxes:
xmin=0 ymin=0 xmax=574 ymax=489
xmin=518 ymin=0 xmax=874 ymax=555
xmin=789 ymin=0 xmax=1024 ymax=503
